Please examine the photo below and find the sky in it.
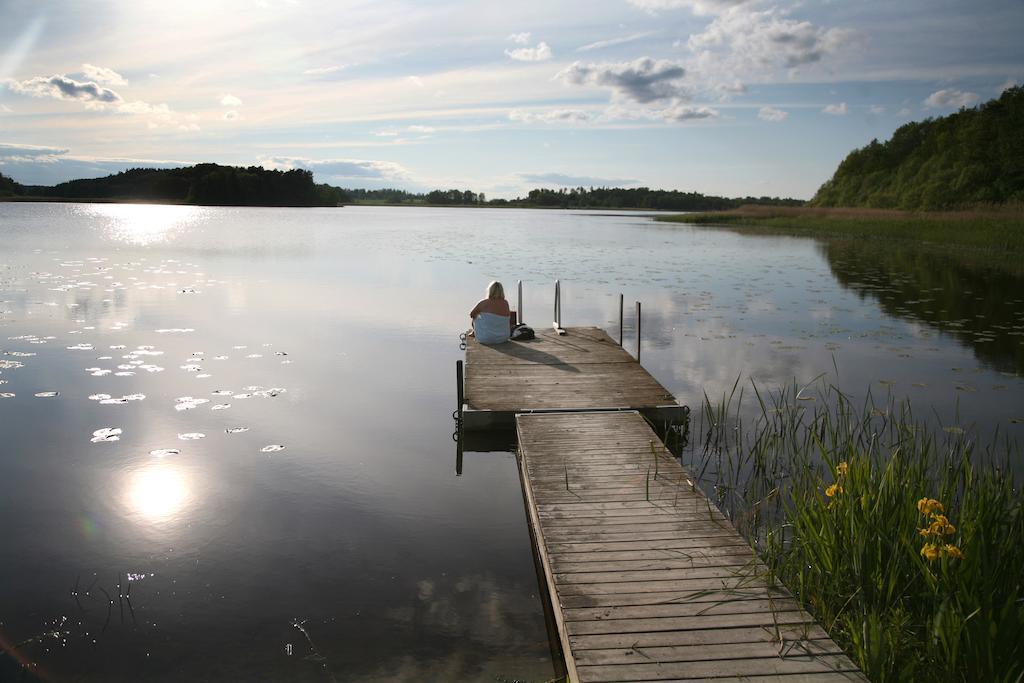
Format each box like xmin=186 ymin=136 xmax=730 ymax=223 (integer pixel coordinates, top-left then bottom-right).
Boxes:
xmin=0 ymin=0 xmax=1022 ymax=199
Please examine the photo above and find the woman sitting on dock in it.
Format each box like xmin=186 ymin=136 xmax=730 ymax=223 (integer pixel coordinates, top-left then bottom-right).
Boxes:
xmin=469 ymin=281 xmax=510 ymax=344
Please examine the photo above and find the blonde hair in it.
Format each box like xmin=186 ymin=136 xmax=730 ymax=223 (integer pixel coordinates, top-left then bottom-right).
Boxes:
xmin=486 ymin=281 xmax=504 ymax=299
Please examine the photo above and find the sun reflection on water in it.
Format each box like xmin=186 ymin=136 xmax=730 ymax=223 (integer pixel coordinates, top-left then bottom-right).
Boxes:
xmin=81 ymin=204 xmax=206 ymax=245
xmin=127 ymin=465 xmax=190 ymax=521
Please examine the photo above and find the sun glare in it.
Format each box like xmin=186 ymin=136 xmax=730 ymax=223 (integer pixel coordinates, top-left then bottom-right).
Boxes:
xmin=128 ymin=466 xmax=189 ymax=520
xmin=84 ymin=204 xmax=204 ymax=246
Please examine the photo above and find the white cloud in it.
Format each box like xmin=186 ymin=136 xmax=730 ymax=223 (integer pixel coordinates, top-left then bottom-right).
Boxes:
xmin=597 ymin=101 xmax=717 ymax=124
xmin=0 ymin=104 xmax=12 ymax=113
xmin=558 ymin=57 xmax=688 ymax=103
xmin=822 ymin=102 xmax=847 ymax=115
xmin=509 ymin=108 xmax=591 ymax=124
xmin=260 ymin=156 xmax=410 ymax=182
xmin=0 ymin=142 xmax=68 ymax=163
xmin=303 ymin=65 xmax=347 ymax=76
xmin=686 ymin=7 xmax=856 ymax=90
xmin=507 ymin=32 xmax=531 ymax=45
xmin=5 ymin=74 xmax=121 ymax=104
xmin=517 ymin=171 xmax=637 ymax=186
xmin=923 ymin=88 xmax=979 ymax=109
xmin=758 ymin=105 xmax=787 ymax=121
xmin=660 ymin=103 xmax=718 ymax=121
xmin=3 ymin=71 xmax=196 ymax=130
xmin=220 ymin=93 xmax=242 ymax=107
xmin=505 ymin=42 xmax=552 ymax=62
xmin=628 ymin=0 xmax=750 ymax=16
xmin=577 ymin=32 xmax=656 ymax=52
xmin=81 ymin=64 xmax=127 ymax=86
xmin=406 ymin=125 xmax=434 ymax=133
xmin=869 ymin=104 xmax=885 ymax=114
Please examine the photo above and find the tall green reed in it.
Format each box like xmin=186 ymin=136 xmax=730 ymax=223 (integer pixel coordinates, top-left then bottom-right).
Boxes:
xmin=683 ymin=377 xmax=1023 ymax=682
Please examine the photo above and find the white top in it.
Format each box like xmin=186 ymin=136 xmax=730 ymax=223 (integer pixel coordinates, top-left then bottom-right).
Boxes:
xmin=473 ymin=312 xmax=510 ymax=344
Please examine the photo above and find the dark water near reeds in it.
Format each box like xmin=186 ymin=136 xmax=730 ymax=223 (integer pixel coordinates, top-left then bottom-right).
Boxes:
xmin=0 ymin=203 xmax=1021 ymax=681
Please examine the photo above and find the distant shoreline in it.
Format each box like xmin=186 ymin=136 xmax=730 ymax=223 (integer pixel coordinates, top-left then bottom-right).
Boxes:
xmin=0 ymin=195 xmax=681 ymax=211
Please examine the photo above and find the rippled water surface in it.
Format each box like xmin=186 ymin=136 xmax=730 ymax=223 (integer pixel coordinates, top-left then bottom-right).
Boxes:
xmin=1 ymin=203 xmax=1021 ymax=681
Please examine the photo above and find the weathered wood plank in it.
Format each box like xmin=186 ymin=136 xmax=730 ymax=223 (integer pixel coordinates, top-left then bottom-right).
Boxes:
xmin=568 ymin=624 xmax=831 ymax=650
xmin=574 ymin=638 xmax=843 ymax=666
xmin=516 ymin=411 xmax=863 ymax=682
xmin=576 ymin=654 xmax=860 ymax=682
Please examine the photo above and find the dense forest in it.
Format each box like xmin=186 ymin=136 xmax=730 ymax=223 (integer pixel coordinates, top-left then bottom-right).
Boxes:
xmin=2 ymin=164 xmax=349 ymax=206
xmin=811 ymin=86 xmax=1024 ymax=209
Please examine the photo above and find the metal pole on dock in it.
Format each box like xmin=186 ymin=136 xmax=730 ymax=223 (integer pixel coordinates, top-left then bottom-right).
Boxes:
xmin=618 ymin=294 xmax=624 ymax=346
xmin=518 ymin=280 xmax=523 ymax=325
xmin=553 ymin=280 xmax=565 ymax=335
xmin=636 ymin=301 xmax=642 ymax=364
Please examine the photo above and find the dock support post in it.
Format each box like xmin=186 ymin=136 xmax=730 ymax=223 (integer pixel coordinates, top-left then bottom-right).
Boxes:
xmin=618 ymin=293 xmax=624 ymax=346
xmin=518 ymin=280 xmax=524 ymax=325
xmin=455 ymin=360 xmax=464 ymax=475
xmin=636 ymin=301 xmax=642 ymax=364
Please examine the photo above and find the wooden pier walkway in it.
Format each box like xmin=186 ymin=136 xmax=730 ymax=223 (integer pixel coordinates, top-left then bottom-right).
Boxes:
xmin=460 ymin=325 xmax=864 ymax=682
xmin=516 ymin=411 xmax=864 ymax=682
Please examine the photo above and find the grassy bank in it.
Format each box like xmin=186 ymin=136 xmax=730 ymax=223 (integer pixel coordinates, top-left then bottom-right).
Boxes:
xmin=657 ymin=205 xmax=1024 ymax=254
xmin=685 ymin=380 xmax=1023 ymax=682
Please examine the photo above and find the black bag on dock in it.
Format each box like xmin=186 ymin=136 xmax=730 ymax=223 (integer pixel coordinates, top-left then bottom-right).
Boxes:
xmin=510 ymin=324 xmax=535 ymax=341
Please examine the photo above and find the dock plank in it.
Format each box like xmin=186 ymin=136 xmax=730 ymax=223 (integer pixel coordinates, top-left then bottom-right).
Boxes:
xmin=516 ymin=411 xmax=864 ymax=683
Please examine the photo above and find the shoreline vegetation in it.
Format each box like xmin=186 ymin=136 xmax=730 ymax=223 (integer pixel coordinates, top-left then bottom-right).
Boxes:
xmin=656 ymin=205 xmax=1024 ymax=273
xmin=0 ymin=166 xmax=800 ymax=211
xmin=685 ymin=379 xmax=1023 ymax=682
xmin=657 ymin=204 xmax=1024 ymax=250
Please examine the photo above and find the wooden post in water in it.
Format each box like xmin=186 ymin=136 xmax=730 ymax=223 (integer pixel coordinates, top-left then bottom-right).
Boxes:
xmin=636 ymin=300 xmax=642 ymax=364
xmin=517 ymin=280 xmax=523 ymax=325
xmin=618 ymin=293 xmax=624 ymax=346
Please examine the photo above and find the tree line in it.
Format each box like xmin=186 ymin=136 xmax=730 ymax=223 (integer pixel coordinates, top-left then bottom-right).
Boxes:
xmin=2 ymin=164 xmax=347 ymax=207
xmin=811 ymin=86 xmax=1024 ymax=210
xmin=0 ymin=168 xmax=802 ymax=210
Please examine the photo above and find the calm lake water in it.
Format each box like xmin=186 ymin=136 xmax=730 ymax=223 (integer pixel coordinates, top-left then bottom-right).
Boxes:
xmin=1 ymin=203 xmax=1021 ymax=681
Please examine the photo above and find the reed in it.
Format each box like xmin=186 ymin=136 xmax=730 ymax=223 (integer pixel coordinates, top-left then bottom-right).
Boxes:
xmin=684 ymin=378 xmax=1024 ymax=682
xmin=656 ymin=204 xmax=1024 ymax=262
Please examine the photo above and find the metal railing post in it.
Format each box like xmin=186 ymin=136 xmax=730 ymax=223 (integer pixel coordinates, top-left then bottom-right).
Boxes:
xmin=619 ymin=294 xmax=624 ymax=346
xmin=517 ymin=280 xmax=523 ymax=325
xmin=636 ymin=301 xmax=642 ymax=364
xmin=553 ymin=280 xmax=565 ymax=334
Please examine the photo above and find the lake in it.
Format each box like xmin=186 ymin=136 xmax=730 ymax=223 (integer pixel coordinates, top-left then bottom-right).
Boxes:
xmin=1 ymin=203 xmax=1021 ymax=681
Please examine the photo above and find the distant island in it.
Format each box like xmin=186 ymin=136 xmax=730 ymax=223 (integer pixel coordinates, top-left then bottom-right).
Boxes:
xmin=0 ymin=163 xmax=801 ymax=211
xmin=811 ymin=86 xmax=1023 ymax=210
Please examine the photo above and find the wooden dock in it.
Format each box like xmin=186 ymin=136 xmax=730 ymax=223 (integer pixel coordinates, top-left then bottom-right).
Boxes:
xmin=462 ymin=327 xmax=686 ymax=430
xmin=516 ymin=411 xmax=864 ymax=682
xmin=460 ymin=323 xmax=863 ymax=681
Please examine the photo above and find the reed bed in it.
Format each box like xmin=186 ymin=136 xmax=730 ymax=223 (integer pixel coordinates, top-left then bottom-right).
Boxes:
xmin=684 ymin=378 xmax=1023 ymax=682
xmin=656 ymin=204 xmax=1024 ymax=258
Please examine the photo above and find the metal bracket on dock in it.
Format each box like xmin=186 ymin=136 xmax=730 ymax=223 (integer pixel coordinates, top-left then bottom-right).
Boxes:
xmin=552 ymin=279 xmax=566 ymax=335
